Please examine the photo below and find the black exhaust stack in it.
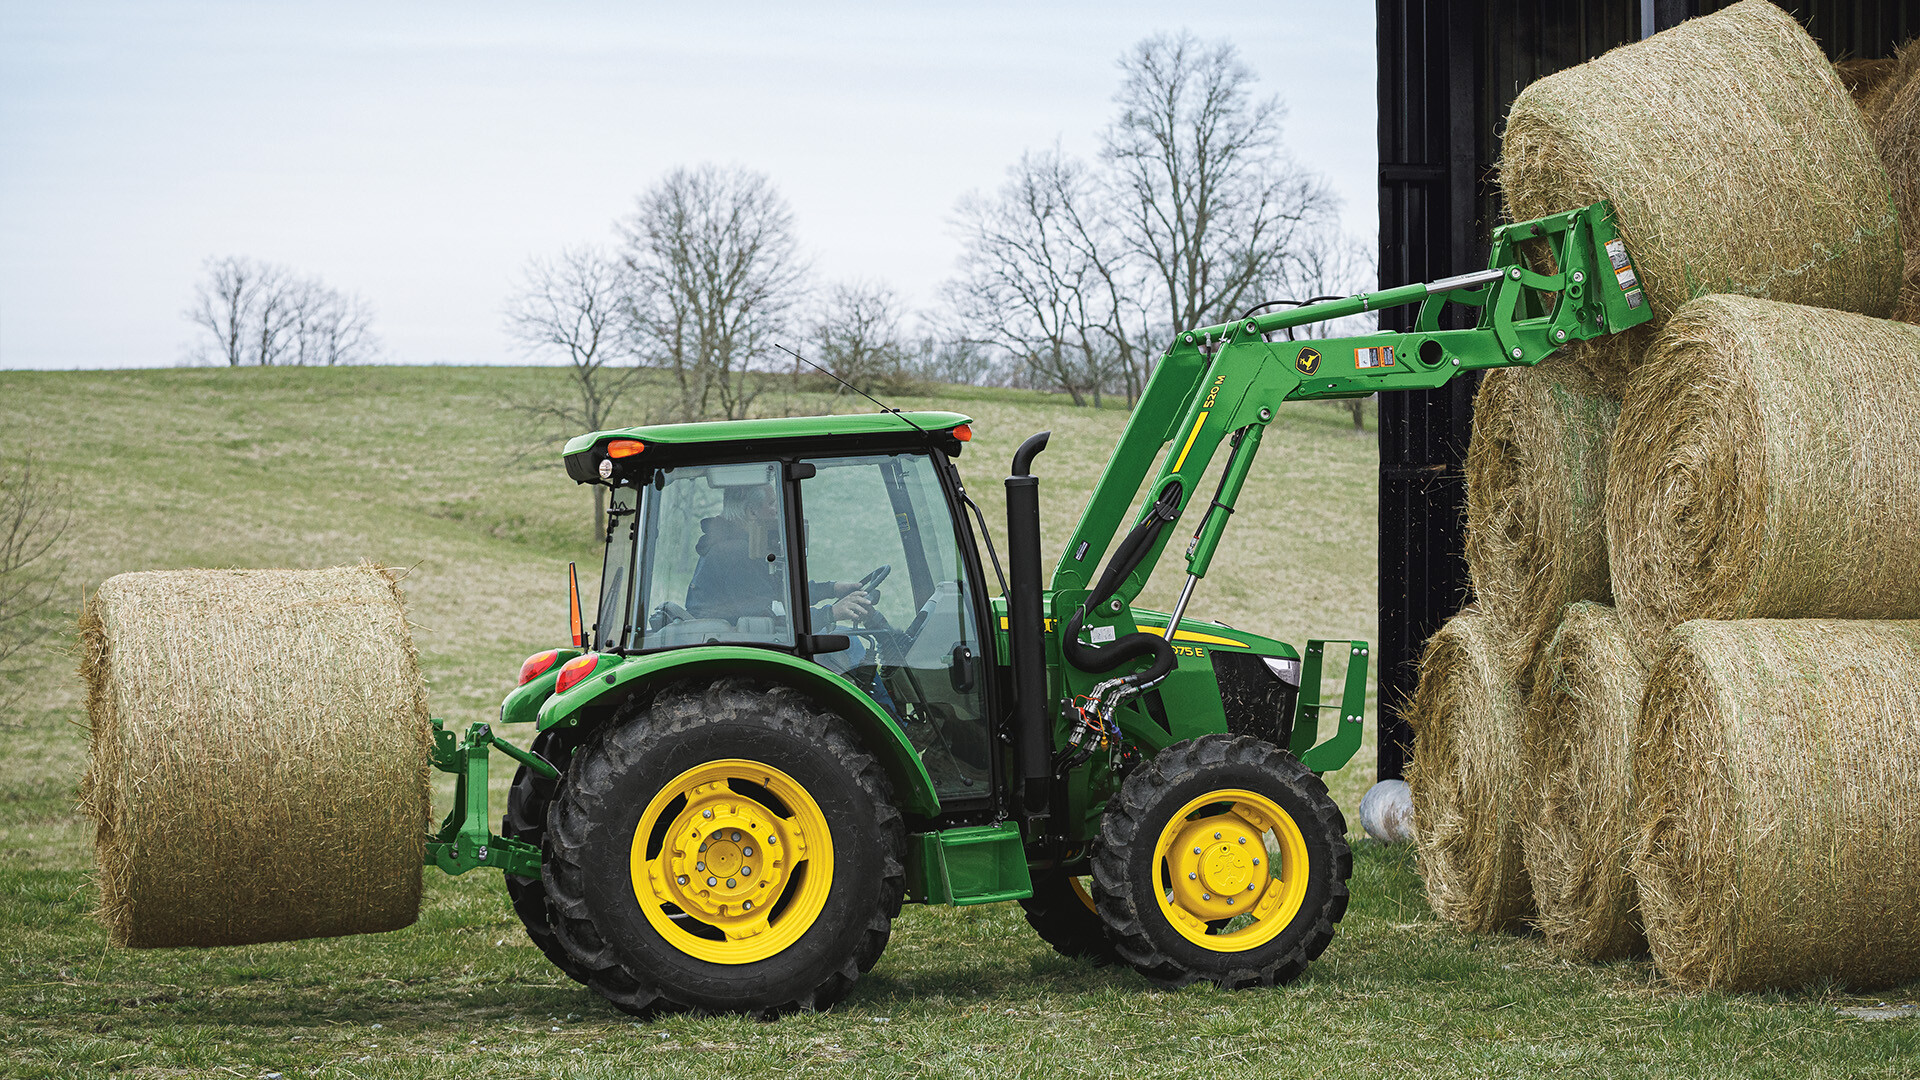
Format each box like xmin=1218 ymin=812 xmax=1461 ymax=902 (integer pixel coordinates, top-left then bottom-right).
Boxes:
xmin=1006 ymin=431 xmax=1051 ymax=827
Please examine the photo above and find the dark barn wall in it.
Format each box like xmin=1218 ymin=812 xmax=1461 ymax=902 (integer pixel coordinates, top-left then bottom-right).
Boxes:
xmin=1373 ymin=0 xmax=1914 ymax=781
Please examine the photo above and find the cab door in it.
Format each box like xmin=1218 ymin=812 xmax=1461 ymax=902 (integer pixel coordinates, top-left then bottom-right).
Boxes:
xmin=796 ymin=453 xmax=992 ymax=803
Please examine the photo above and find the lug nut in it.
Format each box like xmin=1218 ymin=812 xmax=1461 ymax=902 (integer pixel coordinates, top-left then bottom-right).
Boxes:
xmin=1238 ymin=837 xmax=1246 ymax=845
xmin=731 ymin=831 xmax=741 ymax=842
xmin=743 ymin=900 xmax=753 ymax=911
xmin=699 ymin=843 xmax=707 ymax=852
xmin=1247 ymin=884 xmax=1256 ymax=891
xmin=1252 ymin=858 xmax=1260 ymax=866
xmin=1227 ymin=898 xmax=1235 ymax=906
xmin=695 ymin=861 xmax=705 ymax=871
xmin=768 ymin=836 xmax=777 ymax=845
xmin=1203 ymin=893 xmax=1212 ymax=901
xmin=676 ymin=875 xmax=688 ymax=885
xmin=1214 ymin=831 xmax=1222 ymax=839
xmin=1193 ymin=847 xmax=1202 ymax=855
xmin=727 ymin=878 xmax=737 ymax=888
xmin=702 ymin=809 xmax=713 ymax=819
xmin=1189 ymin=872 xmax=1197 ymax=880
xmin=741 ymin=866 xmax=752 ymax=876
xmin=707 ymin=877 xmax=717 ymax=887
xmin=743 ymin=846 xmax=754 ymax=857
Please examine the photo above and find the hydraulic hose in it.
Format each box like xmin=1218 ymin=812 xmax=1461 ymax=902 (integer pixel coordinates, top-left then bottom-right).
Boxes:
xmin=1061 ymin=481 xmax=1181 ymax=690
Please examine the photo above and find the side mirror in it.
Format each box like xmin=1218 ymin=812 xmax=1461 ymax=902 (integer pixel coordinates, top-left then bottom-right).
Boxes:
xmin=948 ymin=643 xmax=976 ymax=693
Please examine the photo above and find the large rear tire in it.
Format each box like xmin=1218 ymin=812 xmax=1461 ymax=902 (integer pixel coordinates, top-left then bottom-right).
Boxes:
xmin=501 ymin=729 xmax=590 ymax=984
xmin=543 ymin=679 xmax=904 ymax=1016
xmin=1092 ymin=734 xmax=1349 ymax=989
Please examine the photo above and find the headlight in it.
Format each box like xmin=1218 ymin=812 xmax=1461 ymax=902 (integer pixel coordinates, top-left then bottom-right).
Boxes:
xmin=1262 ymin=656 xmax=1302 ymax=686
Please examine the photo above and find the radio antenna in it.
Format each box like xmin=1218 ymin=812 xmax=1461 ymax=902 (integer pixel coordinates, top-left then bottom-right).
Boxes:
xmin=774 ymin=342 xmax=925 ymax=435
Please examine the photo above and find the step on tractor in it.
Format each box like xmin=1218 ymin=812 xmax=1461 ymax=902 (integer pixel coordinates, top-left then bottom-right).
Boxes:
xmin=425 ymin=201 xmax=1650 ymax=1015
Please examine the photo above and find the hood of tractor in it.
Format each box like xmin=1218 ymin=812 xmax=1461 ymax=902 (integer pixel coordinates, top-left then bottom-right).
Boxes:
xmin=563 ymin=411 xmax=974 ymax=483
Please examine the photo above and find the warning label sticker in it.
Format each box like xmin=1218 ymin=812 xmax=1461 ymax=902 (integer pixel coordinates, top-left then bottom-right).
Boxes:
xmin=1605 ymin=238 xmax=1631 ymax=270
xmin=1355 ymin=346 xmax=1395 ymax=370
xmin=1626 ymin=289 xmax=1644 ymax=309
xmin=1615 ymin=265 xmax=1638 ymax=290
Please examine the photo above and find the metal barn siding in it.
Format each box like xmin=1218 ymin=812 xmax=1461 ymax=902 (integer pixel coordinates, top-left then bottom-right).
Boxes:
xmin=1373 ymin=0 xmax=1911 ymax=781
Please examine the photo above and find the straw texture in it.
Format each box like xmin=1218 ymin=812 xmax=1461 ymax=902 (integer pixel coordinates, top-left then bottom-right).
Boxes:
xmin=1607 ymin=294 xmax=1920 ymax=644
xmin=1465 ymin=350 xmax=1621 ymax=679
xmin=1857 ymin=41 xmax=1920 ymax=322
xmin=78 ymin=566 xmax=432 ymax=947
xmin=1520 ymin=603 xmax=1649 ymax=961
xmin=1407 ymin=609 xmax=1533 ymax=933
xmin=1501 ymin=0 xmax=1901 ymax=371
xmin=1633 ymin=618 xmax=1920 ymax=991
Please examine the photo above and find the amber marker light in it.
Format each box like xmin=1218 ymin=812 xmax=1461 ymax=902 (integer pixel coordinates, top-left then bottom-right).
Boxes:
xmin=606 ymin=439 xmax=645 ymax=458
xmin=554 ymin=653 xmax=600 ymax=694
xmin=951 ymin=424 xmax=972 ymax=442
xmin=518 ymin=650 xmax=560 ymax=686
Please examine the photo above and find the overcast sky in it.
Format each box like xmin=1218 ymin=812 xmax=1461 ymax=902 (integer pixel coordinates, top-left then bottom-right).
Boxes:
xmin=0 ymin=2 xmax=1377 ymax=370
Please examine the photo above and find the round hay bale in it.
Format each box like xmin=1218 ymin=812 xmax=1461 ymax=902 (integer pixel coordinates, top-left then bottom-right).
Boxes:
xmin=1836 ymin=56 xmax=1899 ymax=104
xmin=1520 ymin=603 xmax=1649 ymax=962
xmin=78 ymin=565 xmax=432 ymax=948
xmin=1634 ymin=618 xmax=1920 ymax=991
xmin=1407 ymin=609 xmax=1533 ymax=933
xmin=1606 ymin=294 xmax=1920 ymax=643
xmin=1465 ymin=350 xmax=1621 ymax=678
xmin=1859 ymin=41 xmax=1920 ymax=323
xmin=1501 ymin=0 xmax=1901 ymax=363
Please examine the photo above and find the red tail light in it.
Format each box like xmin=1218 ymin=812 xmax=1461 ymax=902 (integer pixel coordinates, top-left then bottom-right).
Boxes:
xmin=554 ymin=653 xmax=600 ymax=694
xmin=518 ymin=650 xmax=561 ymax=686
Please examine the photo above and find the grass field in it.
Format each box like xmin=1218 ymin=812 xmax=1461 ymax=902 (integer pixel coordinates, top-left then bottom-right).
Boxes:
xmin=1 ymin=366 xmax=1915 ymax=1078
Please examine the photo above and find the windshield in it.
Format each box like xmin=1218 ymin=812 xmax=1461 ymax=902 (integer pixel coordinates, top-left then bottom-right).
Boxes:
xmin=595 ymin=485 xmax=640 ymax=650
xmin=630 ymin=461 xmax=796 ymax=650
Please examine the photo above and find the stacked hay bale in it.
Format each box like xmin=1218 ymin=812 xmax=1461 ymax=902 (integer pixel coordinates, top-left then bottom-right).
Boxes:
xmin=79 ymin=565 xmax=432 ymax=947
xmin=1412 ymin=1 xmax=1916 ymax=974
xmin=1853 ymin=40 xmax=1920 ymax=322
xmin=1635 ymin=620 xmax=1920 ymax=991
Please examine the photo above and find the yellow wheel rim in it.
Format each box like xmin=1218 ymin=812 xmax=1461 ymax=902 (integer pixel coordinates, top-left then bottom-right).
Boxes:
xmin=1150 ymin=788 xmax=1311 ymax=952
xmin=630 ymin=758 xmax=834 ymax=965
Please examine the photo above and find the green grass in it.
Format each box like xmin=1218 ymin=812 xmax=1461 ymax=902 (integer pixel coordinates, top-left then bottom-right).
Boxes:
xmin=1 ymin=366 xmax=1914 ymax=1078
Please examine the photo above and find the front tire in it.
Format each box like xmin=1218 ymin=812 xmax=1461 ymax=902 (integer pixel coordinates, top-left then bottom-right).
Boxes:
xmin=543 ymin=679 xmax=904 ymax=1016
xmin=1092 ymin=735 xmax=1350 ymax=989
xmin=1020 ymin=868 xmax=1118 ymax=964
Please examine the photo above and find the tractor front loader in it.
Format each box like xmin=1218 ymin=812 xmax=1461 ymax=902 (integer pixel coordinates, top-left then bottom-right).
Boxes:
xmin=424 ymin=200 xmax=1650 ymax=1015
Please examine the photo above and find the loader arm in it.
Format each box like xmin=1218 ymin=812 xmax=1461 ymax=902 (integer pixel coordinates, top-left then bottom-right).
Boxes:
xmin=1052 ymin=200 xmax=1649 ymax=634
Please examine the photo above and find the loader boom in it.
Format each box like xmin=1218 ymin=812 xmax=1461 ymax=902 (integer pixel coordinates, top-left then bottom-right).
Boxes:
xmin=1052 ymin=200 xmax=1648 ymax=626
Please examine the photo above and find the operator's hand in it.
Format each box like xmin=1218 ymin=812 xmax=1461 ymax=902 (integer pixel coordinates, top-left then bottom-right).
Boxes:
xmin=830 ymin=589 xmax=873 ymax=623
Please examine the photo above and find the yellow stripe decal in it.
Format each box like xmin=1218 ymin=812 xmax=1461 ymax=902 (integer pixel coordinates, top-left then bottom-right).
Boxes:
xmin=1136 ymin=624 xmax=1246 ymax=648
xmin=1170 ymin=411 xmax=1210 ymax=473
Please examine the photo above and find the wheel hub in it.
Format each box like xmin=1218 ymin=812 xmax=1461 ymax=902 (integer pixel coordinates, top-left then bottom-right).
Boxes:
xmin=631 ymin=759 xmax=832 ymax=964
xmin=1152 ymin=789 xmax=1312 ymax=951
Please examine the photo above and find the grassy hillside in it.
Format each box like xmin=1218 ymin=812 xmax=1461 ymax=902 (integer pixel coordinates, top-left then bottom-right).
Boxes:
xmin=2 ymin=367 xmax=1913 ymax=1079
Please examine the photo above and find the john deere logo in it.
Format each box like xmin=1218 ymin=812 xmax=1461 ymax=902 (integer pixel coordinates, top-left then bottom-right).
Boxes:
xmin=1295 ymin=347 xmax=1321 ymax=376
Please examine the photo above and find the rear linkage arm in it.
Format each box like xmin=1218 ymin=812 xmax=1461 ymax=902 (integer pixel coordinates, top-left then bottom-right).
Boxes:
xmin=426 ymin=719 xmax=556 ymax=877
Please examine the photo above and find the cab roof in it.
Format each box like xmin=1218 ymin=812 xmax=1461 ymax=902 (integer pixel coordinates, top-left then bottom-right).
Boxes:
xmin=563 ymin=410 xmax=972 ymax=457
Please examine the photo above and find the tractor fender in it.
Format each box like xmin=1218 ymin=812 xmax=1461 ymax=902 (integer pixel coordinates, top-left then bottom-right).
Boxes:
xmin=497 ymin=647 xmax=583 ymax=727
xmin=535 ymin=645 xmax=941 ymax=817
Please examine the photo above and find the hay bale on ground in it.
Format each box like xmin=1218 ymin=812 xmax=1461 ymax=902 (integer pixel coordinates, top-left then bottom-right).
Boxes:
xmin=1634 ymin=618 xmax=1920 ymax=991
xmin=79 ymin=565 xmax=432 ymax=947
xmin=1501 ymin=0 xmax=1901 ymax=377
xmin=1520 ymin=603 xmax=1649 ymax=962
xmin=1407 ymin=609 xmax=1533 ymax=933
xmin=1607 ymin=295 xmax=1920 ymax=643
xmin=1465 ymin=349 xmax=1621 ymax=679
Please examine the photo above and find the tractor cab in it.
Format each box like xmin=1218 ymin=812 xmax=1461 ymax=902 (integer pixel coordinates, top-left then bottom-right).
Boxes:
xmin=562 ymin=412 xmax=998 ymax=807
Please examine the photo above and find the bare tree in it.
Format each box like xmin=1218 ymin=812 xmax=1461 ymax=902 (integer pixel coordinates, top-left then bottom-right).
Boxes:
xmin=290 ymin=285 xmax=381 ymax=366
xmin=620 ymin=166 xmax=806 ymax=421
xmin=807 ymin=281 xmax=910 ymax=396
xmin=185 ymin=257 xmax=381 ymax=366
xmin=1103 ymin=32 xmax=1340 ymax=344
xmin=946 ymin=150 xmax=1122 ymax=406
xmin=504 ymin=245 xmax=645 ymax=523
xmin=0 ymin=454 xmax=68 ymax=716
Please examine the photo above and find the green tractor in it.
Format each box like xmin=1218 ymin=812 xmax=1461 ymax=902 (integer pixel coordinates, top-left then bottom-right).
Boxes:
xmin=426 ymin=201 xmax=1650 ymax=1015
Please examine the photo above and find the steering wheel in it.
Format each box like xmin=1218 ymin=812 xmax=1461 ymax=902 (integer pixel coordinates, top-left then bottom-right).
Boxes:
xmin=858 ymin=563 xmax=891 ymax=593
